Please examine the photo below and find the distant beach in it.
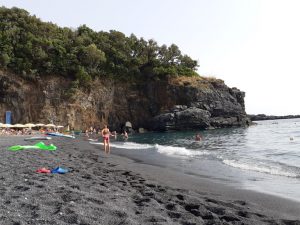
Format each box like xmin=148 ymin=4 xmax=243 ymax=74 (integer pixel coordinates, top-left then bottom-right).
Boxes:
xmin=0 ymin=135 xmax=299 ymax=224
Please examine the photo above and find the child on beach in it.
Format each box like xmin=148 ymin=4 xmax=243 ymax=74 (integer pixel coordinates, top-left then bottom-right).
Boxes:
xmin=111 ymin=131 xmax=117 ymax=140
xmin=122 ymin=130 xmax=128 ymax=140
xmin=85 ymin=129 xmax=89 ymax=137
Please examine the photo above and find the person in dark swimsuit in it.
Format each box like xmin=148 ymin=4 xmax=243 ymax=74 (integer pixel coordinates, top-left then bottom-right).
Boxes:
xmin=101 ymin=125 xmax=111 ymax=154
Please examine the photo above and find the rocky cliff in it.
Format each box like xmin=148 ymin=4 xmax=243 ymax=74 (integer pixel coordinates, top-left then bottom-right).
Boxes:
xmin=0 ymin=70 xmax=250 ymax=132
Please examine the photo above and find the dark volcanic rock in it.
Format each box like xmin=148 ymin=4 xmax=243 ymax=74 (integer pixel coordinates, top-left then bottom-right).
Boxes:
xmin=149 ymin=78 xmax=251 ymax=131
xmin=152 ymin=107 xmax=211 ymax=131
xmin=0 ymin=71 xmax=251 ymax=131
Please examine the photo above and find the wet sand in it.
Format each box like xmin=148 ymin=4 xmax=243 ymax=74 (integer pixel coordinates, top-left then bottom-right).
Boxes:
xmin=0 ymin=136 xmax=299 ymax=225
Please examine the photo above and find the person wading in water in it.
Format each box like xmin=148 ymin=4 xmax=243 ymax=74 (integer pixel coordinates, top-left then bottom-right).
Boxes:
xmin=195 ymin=133 xmax=202 ymax=141
xmin=101 ymin=125 xmax=111 ymax=154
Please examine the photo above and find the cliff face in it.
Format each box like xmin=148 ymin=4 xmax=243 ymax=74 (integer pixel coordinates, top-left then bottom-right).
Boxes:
xmin=0 ymin=70 xmax=250 ymax=131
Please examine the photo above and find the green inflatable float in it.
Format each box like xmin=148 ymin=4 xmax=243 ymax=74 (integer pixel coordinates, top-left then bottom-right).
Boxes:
xmin=8 ymin=142 xmax=57 ymax=151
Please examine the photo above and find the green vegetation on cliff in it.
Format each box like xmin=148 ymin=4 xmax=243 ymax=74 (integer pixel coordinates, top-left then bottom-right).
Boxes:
xmin=0 ymin=7 xmax=199 ymax=85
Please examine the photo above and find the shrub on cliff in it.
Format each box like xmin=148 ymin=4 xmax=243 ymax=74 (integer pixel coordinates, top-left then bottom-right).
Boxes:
xmin=0 ymin=6 xmax=199 ymax=85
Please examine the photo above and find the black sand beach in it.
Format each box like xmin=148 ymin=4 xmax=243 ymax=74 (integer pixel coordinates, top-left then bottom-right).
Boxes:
xmin=0 ymin=136 xmax=299 ymax=225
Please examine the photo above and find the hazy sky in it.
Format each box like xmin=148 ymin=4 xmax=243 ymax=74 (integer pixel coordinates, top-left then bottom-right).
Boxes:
xmin=1 ymin=0 xmax=300 ymax=115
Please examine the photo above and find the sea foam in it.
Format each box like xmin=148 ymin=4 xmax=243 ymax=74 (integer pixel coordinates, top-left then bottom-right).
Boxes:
xmin=223 ymin=159 xmax=299 ymax=178
xmin=90 ymin=141 xmax=152 ymax=150
xmin=154 ymin=144 xmax=209 ymax=157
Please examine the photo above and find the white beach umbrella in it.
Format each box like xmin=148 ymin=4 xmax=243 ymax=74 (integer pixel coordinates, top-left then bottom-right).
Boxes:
xmin=24 ymin=123 xmax=36 ymax=128
xmin=56 ymin=125 xmax=64 ymax=128
xmin=1 ymin=124 xmax=13 ymax=128
xmin=45 ymin=123 xmax=56 ymax=127
xmin=12 ymin=124 xmax=26 ymax=128
xmin=35 ymin=123 xmax=45 ymax=126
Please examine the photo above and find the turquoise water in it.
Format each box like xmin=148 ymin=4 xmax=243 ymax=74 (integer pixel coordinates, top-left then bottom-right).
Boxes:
xmin=99 ymin=118 xmax=300 ymax=201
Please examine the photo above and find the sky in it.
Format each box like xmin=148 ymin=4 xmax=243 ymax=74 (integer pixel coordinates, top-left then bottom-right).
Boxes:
xmin=1 ymin=0 xmax=300 ymax=115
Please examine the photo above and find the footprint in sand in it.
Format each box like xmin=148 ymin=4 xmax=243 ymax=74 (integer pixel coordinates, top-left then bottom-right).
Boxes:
xmin=13 ymin=186 xmax=30 ymax=192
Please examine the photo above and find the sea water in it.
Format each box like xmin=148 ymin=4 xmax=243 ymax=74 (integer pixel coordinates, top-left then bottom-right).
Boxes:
xmin=109 ymin=118 xmax=300 ymax=201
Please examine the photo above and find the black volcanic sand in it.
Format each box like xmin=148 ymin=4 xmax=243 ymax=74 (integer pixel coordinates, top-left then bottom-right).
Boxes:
xmin=0 ymin=136 xmax=299 ymax=225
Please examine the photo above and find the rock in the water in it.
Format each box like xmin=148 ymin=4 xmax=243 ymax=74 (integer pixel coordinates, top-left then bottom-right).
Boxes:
xmin=151 ymin=107 xmax=211 ymax=131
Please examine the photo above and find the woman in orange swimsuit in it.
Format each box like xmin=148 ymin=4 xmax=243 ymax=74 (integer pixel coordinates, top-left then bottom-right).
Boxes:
xmin=101 ymin=125 xmax=111 ymax=154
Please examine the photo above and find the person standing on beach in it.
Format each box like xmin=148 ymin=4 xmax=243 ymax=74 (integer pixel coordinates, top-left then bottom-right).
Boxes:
xmin=101 ymin=125 xmax=111 ymax=154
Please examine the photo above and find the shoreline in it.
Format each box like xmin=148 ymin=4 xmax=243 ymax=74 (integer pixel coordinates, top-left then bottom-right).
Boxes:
xmin=105 ymin=147 xmax=300 ymax=220
xmin=0 ymin=136 xmax=299 ymax=224
xmin=102 ymin=138 xmax=300 ymax=204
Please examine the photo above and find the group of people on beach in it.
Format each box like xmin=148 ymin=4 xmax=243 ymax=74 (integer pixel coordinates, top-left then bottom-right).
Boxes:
xmin=98 ymin=124 xmax=202 ymax=155
xmin=85 ymin=125 xmax=128 ymax=154
xmin=0 ymin=128 xmax=33 ymax=136
xmin=101 ymin=125 xmax=129 ymax=154
xmin=0 ymin=127 xmax=57 ymax=136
